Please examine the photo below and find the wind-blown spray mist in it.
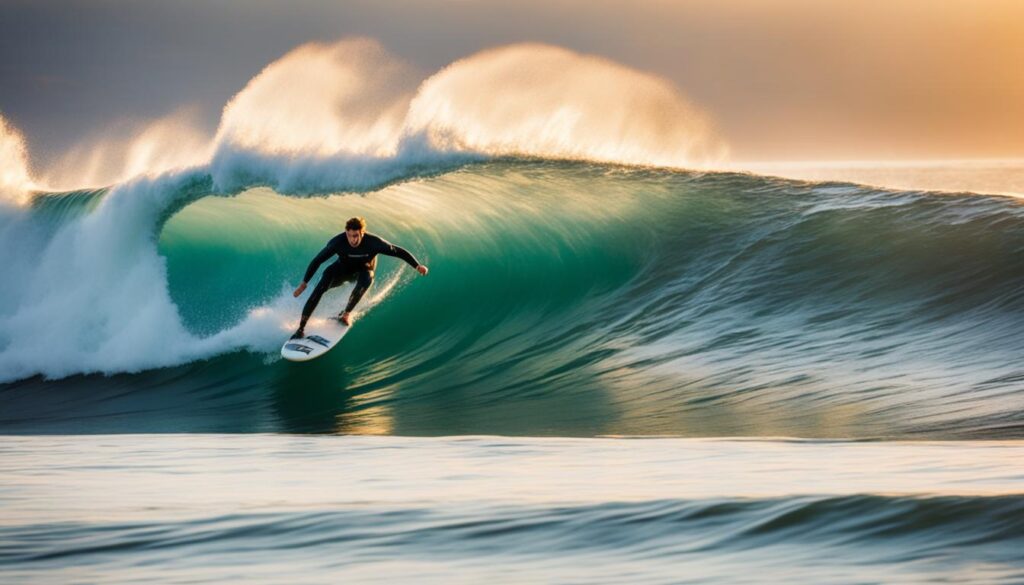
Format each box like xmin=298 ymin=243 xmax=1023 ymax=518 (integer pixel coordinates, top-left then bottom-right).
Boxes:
xmin=0 ymin=115 xmax=34 ymax=206
xmin=0 ymin=38 xmax=726 ymax=382
xmin=214 ymin=39 xmax=418 ymax=157
xmin=41 ymin=109 xmax=213 ymax=191
xmin=406 ymin=44 xmax=726 ymax=166
xmin=207 ymin=40 xmax=723 ymax=193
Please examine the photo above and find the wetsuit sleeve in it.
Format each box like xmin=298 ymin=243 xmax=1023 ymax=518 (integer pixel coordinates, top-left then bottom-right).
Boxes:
xmin=376 ymin=238 xmax=420 ymax=268
xmin=302 ymin=236 xmax=339 ymax=282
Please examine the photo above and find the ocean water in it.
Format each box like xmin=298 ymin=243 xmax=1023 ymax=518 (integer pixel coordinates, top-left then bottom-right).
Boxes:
xmin=2 ymin=38 xmax=1024 ymax=583
xmin=2 ymin=160 xmax=1023 ymax=583
xmin=3 ymin=161 xmax=1023 ymax=438
xmin=2 ymin=435 xmax=1023 ymax=584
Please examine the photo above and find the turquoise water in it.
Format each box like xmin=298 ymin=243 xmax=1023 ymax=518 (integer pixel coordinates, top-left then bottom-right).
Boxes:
xmin=2 ymin=161 xmax=1023 ymax=583
xmin=3 ymin=162 xmax=1023 ymax=437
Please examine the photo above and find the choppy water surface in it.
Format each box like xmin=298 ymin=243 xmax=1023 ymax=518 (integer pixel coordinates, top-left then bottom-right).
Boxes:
xmin=1 ymin=435 xmax=1022 ymax=584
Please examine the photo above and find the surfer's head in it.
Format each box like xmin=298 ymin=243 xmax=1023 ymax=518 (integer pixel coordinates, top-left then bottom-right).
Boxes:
xmin=345 ymin=216 xmax=366 ymax=246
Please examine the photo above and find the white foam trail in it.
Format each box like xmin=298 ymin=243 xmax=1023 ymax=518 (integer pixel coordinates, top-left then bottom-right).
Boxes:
xmin=191 ymin=288 xmax=310 ymax=358
xmin=195 ymin=272 xmax=401 ymax=362
xmin=0 ymin=165 xmax=399 ymax=381
xmin=0 ymin=190 xmax=380 ymax=381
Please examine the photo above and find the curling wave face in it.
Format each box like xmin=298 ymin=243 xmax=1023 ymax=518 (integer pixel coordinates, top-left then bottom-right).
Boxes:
xmin=1 ymin=38 xmax=1021 ymax=438
xmin=0 ymin=37 xmax=722 ymax=381
xmin=2 ymin=161 xmax=1023 ymax=438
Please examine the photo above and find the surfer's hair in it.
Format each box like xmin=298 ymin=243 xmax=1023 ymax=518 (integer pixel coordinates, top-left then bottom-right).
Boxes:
xmin=345 ymin=217 xmax=367 ymax=232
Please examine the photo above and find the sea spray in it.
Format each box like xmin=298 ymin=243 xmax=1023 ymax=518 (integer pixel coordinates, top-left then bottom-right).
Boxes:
xmin=0 ymin=114 xmax=34 ymax=207
xmin=0 ymin=38 xmax=728 ymax=382
xmin=405 ymin=43 xmax=726 ymax=166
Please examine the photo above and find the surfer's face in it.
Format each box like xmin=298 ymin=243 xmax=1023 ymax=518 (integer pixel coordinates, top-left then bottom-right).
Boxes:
xmin=346 ymin=229 xmax=364 ymax=247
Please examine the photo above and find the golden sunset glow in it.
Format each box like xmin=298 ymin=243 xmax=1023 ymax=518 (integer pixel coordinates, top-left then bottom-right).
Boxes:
xmin=3 ymin=3 xmax=1023 ymax=584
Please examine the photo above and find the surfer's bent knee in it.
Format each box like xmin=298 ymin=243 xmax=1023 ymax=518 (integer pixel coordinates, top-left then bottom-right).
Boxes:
xmin=358 ymin=270 xmax=374 ymax=288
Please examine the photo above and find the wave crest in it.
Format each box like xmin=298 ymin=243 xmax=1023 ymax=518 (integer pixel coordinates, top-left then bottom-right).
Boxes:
xmin=407 ymin=43 xmax=726 ymax=167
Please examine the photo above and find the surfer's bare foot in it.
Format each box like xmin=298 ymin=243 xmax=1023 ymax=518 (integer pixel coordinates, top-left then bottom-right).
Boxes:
xmin=339 ymin=312 xmax=353 ymax=326
xmin=290 ymin=329 xmax=305 ymax=339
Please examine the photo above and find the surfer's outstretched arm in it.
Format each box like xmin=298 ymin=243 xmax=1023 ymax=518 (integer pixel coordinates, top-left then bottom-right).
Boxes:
xmin=376 ymin=239 xmax=428 ymax=274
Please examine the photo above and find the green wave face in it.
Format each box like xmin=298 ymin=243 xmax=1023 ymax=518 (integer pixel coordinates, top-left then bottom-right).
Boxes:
xmin=147 ymin=161 xmax=1024 ymax=437
xmin=4 ymin=161 xmax=1023 ymax=437
xmin=162 ymin=162 xmax=648 ymax=344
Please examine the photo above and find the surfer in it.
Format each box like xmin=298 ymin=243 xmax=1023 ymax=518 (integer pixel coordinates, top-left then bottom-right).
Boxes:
xmin=291 ymin=217 xmax=428 ymax=338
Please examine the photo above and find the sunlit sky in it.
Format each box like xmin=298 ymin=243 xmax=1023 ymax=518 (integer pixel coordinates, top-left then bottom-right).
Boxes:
xmin=1 ymin=0 xmax=1022 ymax=165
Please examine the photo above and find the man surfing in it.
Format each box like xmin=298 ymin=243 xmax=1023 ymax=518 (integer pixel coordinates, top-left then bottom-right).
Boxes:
xmin=291 ymin=217 xmax=428 ymax=339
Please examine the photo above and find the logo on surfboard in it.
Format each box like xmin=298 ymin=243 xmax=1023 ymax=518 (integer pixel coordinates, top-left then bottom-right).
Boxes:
xmin=307 ymin=335 xmax=331 ymax=347
xmin=284 ymin=343 xmax=314 ymax=354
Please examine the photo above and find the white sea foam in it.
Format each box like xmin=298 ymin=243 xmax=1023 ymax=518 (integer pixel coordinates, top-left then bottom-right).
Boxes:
xmin=0 ymin=168 xmax=382 ymax=381
xmin=0 ymin=39 xmax=722 ymax=381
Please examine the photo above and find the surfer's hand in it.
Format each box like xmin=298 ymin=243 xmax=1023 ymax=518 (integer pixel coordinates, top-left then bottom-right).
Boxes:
xmin=293 ymin=282 xmax=307 ymax=297
xmin=416 ymin=265 xmax=429 ymax=276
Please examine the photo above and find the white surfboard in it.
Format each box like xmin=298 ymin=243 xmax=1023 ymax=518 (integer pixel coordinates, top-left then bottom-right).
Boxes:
xmin=281 ymin=317 xmax=351 ymax=362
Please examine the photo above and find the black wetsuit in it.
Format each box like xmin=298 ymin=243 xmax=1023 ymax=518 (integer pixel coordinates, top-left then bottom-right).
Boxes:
xmin=298 ymin=233 xmax=420 ymax=330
